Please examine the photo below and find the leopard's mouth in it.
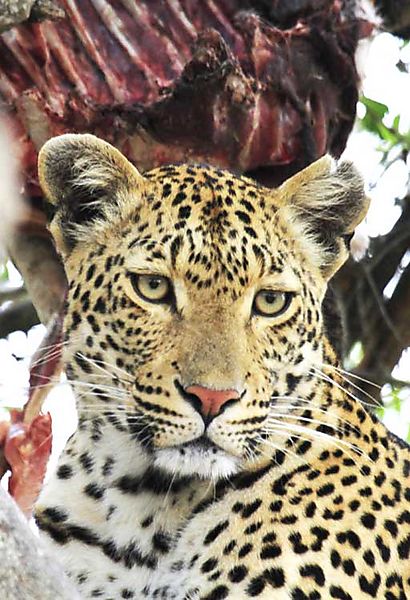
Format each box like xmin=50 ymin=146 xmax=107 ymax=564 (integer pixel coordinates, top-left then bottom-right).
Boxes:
xmin=179 ymin=435 xmax=218 ymax=453
xmin=153 ymin=434 xmax=241 ymax=479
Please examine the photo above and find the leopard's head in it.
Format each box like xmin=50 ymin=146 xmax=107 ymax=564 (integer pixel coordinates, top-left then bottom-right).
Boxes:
xmin=39 ymin=134 xmax=368 ymax=480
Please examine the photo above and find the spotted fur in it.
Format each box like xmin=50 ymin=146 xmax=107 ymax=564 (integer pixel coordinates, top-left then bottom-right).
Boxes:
xmin=35 ymin=134 xmax=410 ymax=600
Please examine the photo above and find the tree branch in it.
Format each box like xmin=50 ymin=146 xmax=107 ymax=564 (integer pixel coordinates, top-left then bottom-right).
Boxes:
xmin=0 ymin=297 xmax=39 ymax=337
xmin=375 ymin=0 xmax=410 ymax=38
xmin=0 ymin=285 xmax=26 ymax=303
xmin=7 ymin=227 xmax=67 ymax=326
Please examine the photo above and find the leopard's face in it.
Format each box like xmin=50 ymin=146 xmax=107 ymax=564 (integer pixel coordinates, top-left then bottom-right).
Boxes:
xmin=39 ymin=134 xmax=368 ymax=480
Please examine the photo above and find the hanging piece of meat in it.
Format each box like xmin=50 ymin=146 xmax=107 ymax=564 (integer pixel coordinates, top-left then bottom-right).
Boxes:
xmin=1 ymin=411 xmax=52 ymax=518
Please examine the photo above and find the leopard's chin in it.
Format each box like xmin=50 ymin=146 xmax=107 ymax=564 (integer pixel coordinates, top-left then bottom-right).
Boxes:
xmin=153 ymin=437 xmax=241 ymax=480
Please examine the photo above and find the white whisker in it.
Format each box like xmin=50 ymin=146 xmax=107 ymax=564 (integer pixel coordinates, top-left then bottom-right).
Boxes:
xmin=316 ymin=361 xmax=382 ymax=389
xmin=310 ymin=368 xmax=382 ymax=409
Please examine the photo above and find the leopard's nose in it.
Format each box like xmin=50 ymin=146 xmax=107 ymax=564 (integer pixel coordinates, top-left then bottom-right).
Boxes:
xmin=185 ymin=385 xmax=241 ymax=419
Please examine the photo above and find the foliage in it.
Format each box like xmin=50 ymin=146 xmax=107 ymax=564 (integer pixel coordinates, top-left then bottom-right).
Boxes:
xmin=360 ymin=95 xmax=410 ymax=162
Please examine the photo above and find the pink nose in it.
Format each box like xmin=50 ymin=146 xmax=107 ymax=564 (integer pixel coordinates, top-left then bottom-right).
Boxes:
xmin=185 ymin=385 xmax=241 ymax=417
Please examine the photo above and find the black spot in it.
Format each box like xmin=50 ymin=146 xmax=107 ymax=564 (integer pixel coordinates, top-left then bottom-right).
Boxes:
xmin=361 ymin=513 xmax=376 ymax=529
xmin=35 ymin=517 xmax=70 ymax=544
xmin=336 ymin=530 xmax=361 ymax=549
xmin=398 ymin=533 xmax=410 ymax=559
xmin=247 ymin=576 xmax=265 ymax=596
xmin=341 ymin=475 xmax=357 ymax=486
xmin=331 ymin=549 xmax=341 ymax=568
xmin=235 ymin=210 xmax=251 ymax=224
xmin=272 ymin=473 xmax=292 ymax=496
xmin=141 ymin=516 xmax=154 ymax=528
xmin=223 ymin=540 xmax=236 ymax=555
xmin=299 ymin=564 xmax=325 ymax=586
xmin=288 ymin=532 xmax=308 ymax=554
xmin=94 ymin=274 xmax=104 ymax=288
xmin=323 ymin=508 xmax=344 ymax=520
xmin=102 ymin=456 xmax=115 ymax=476
xmin=178 ymin=205 xmax=191 ymax=219
xmin=262 ymin=532 xmax=276 ymax=544
xmin=79 ymin=452 xmax=94 ymax=473
xmin=204 ymin=521 xmax=229 ymax=545
xmin=116 ymin=467 xmax=190 ymax=496
xmin=228 ymin=565 xmax=248 ymax=583
xmin=171 ymin=191 xmax=187 ymax=206
xmin=269 ymin=500 xmax=283 ymax=512
xmin=330 ymin=586 xmax=352 ymax=599
xmin=70 ymin=311 xmax=81 ymax=330
xmin=342 ymin=559 xmax=355 ymax=576
xmin=286 ymin=373 xmax=301 ymax=392
xmin=244 ymin=226 xmax=257 ymax=238
xmin=317 ymin=483 xmax=335 ymax=497
xmin=375 ymin=535 xmax=390 ymax=562
xmin=91 ymin=588 xmax=103 ymax=597
xmin=238 ymin=543 xmax=253 ymax=558
xmin=85 ymin=264 xmax=96 ymax=281
xmin=170 ymin=235 xmax=183 ymax=267
xmin=359 ymin=573 xmax=381 ymax=596
xmin=310 ymin=526 xmax=329 ymax=551
xmin=241 ymin=499 xmax=262 ymax=518
xmin=305 ymin=502 xmax=316 ymax=518
xmin=363 ymin=549 xmax=375 ymax=566
xmin=291 ymin=588 xmax=311 ymax=600
xmin=84 ymin=482 xmax=105 ymax=500
xmin=152 ymin=531 xmax=172 ymax=554
xmin=296 ymin=441 xmax=312 ymax=455
xmin=260 ymin=544 xmax=281 ymax=560
xmin=202 ymin=585 xmax=229 ymax=600
xmin=56 ymin=464 xmax=73 ymax=479
xmin=232 ymin=463 xmax=272 ymax=492
xmin=244 ymin=521 xmax=262 ymax=535
xmin=201 ymin=558 xmax=218 ymax=573
xmin=384 ymin=519 xmax=398 ymax=538
xmin=281 ymin=514 xmax=298 ymax=525
xmin=42 ymin=506 xmax=68 ymax=522
xmin=264 ymin=567 xmax=285 ymax=588
xmin=94 ymin=297 xmax=106 ymax=314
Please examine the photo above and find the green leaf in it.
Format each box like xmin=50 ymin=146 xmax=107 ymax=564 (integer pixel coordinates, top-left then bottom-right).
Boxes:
xmin=0 ymin=262 xmax=9 ymax=282
xmin=376 ymin=406 xmax=385 ymax=421
xmin=392 ymin=115 xmax=400 ymax=132
xmin=359 ymin=96 xmax=410 ymax=155
xmin=361 ymin=96 xmax=389 ymax=119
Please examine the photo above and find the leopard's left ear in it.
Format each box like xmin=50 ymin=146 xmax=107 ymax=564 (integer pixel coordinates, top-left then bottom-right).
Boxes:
xmin=38 ymin=134 xmax=144 ymax=254
xmin=277 ymin=155 xmax=369 ymax=279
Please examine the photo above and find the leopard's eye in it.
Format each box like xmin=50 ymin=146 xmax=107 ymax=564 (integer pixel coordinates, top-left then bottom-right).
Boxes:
xmin=130 ymin=274 xmax=171 ymax=303
xmin=253 ymin=290 xmax=293 ymax=317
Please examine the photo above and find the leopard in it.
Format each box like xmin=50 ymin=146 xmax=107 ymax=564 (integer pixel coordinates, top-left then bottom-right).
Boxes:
xmin=35 ymin=133 xmax=410 ymax=600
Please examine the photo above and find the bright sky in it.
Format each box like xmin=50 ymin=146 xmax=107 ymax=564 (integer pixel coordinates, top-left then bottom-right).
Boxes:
xmin=0 ymin=32 xmax=409 ymax=474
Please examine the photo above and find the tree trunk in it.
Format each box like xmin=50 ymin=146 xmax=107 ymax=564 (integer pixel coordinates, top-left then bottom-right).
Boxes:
xmin=0 ymin=486 xmax=81 ymax=599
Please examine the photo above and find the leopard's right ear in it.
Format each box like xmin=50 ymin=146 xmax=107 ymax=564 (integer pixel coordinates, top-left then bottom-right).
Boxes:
xmin=38 ymin=134 xmax=144 ymax=254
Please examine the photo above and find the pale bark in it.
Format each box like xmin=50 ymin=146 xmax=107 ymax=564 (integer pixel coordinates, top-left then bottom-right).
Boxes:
xmin=0 ymin=486 xmax=81 ymax=599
